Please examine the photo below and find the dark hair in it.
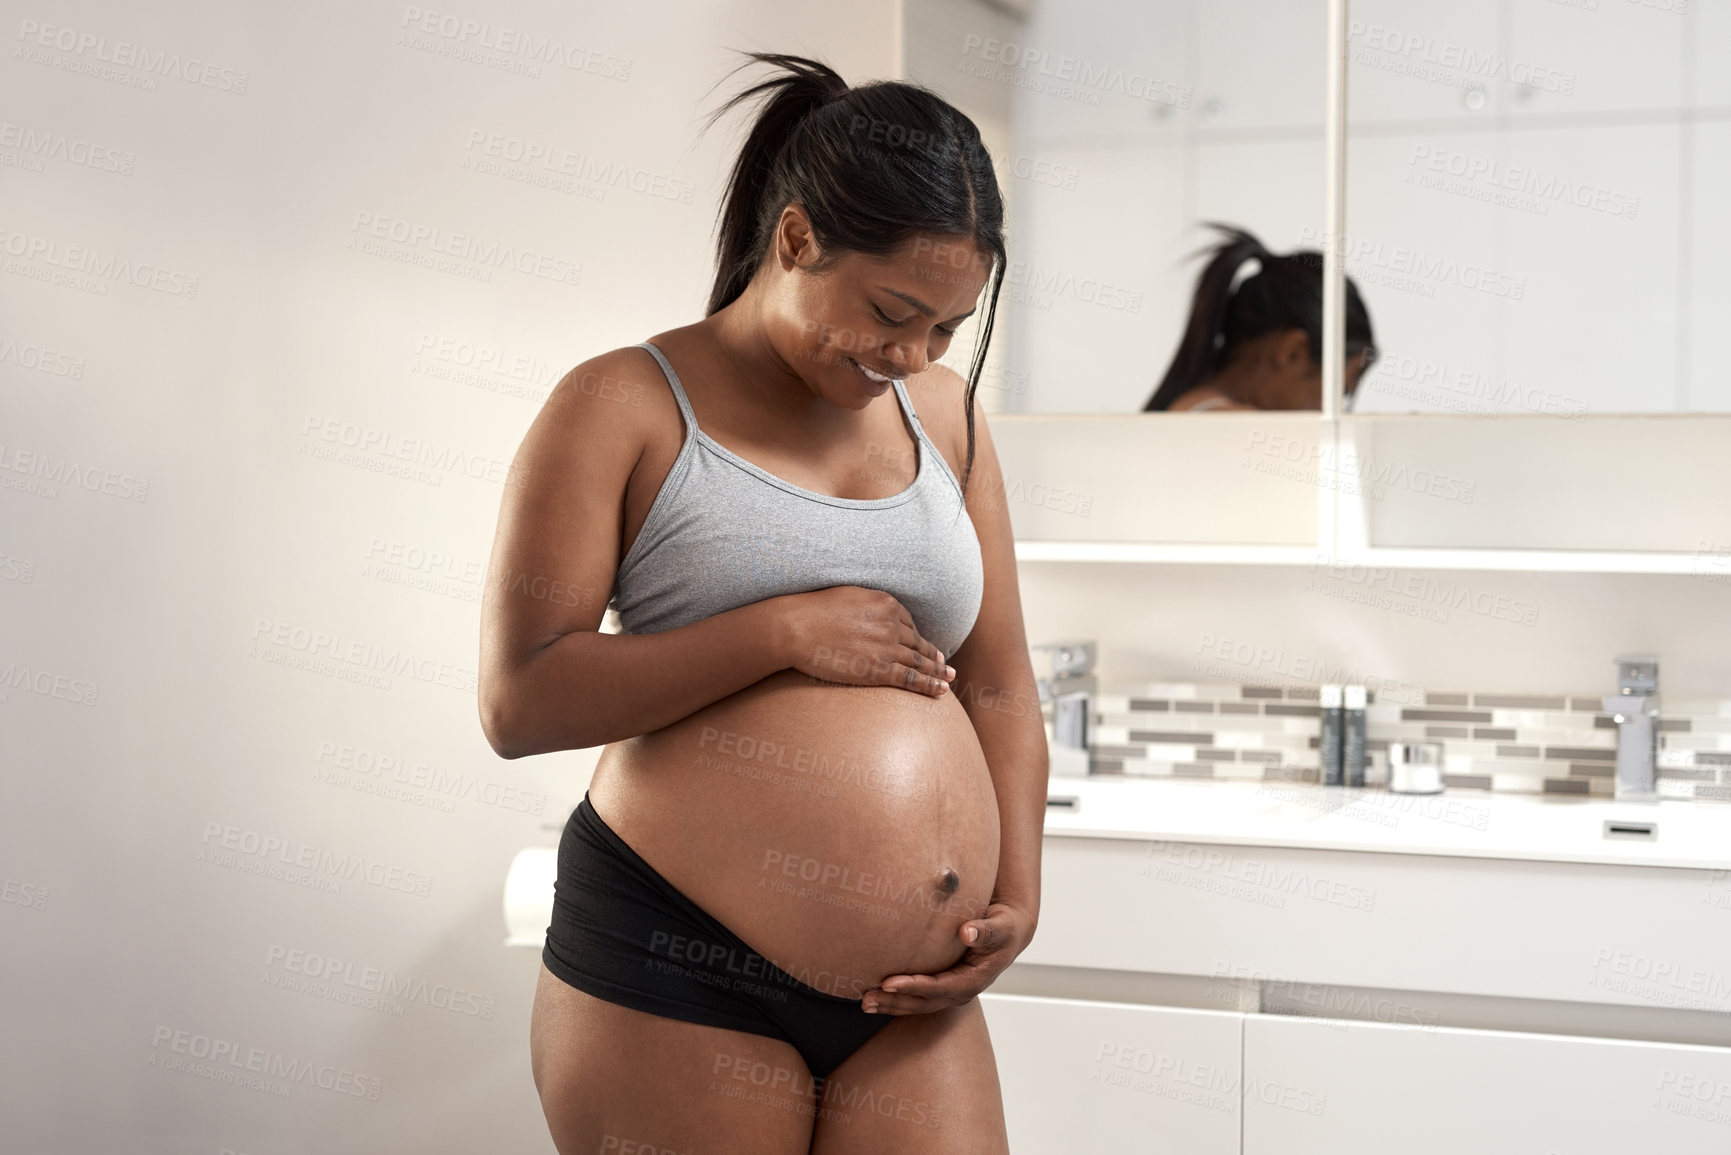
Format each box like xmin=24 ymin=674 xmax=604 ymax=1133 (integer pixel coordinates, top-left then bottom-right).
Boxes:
xmin=702 ymin=52 xmax=1006 ymax=491
xmin=1143 ymin=223 xmax=1374 ymax=412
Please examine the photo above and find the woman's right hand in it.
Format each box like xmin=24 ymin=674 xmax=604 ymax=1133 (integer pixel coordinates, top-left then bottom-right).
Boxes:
xmin=781 ymin=586 xmax=955 ymax=696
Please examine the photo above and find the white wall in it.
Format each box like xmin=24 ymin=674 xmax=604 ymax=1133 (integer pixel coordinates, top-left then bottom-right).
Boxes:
xmin=0 ymin=2 xmax=897 ymax=1151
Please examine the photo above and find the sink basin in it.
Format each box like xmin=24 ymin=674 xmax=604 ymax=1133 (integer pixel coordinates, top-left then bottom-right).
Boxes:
xmin=1044 ymin=776 xmax=1731 ymax=872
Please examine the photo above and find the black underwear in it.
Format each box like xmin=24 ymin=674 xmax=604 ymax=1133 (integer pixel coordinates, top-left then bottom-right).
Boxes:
xmin=542 ymin=793 xmax=894 ymax=1079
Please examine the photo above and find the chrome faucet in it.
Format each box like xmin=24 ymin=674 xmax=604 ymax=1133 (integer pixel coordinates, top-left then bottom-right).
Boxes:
xmin=1033 ymin=640 xmax=1096 ymax=778
xmin=1602 ymin=654 xmax=1660 ymax=802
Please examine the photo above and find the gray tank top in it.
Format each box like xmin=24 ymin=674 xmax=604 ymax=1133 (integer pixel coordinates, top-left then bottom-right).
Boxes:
xmin=609 ymin=341 xmax=983 ymax=657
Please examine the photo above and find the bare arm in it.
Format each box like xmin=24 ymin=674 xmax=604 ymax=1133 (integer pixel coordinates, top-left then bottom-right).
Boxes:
xmin=476 ymin=349 xmax=792 ymax=758
xmin=485 ymin=610 xmax=798 ymax=760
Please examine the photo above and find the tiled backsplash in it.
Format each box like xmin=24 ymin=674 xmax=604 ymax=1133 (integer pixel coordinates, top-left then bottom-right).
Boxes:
xmin=1084 ymin=683 xmax=1731 ymax=802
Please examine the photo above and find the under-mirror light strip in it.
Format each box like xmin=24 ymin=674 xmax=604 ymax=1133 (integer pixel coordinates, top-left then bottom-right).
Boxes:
xmin=1014 ymin=543 xmax=1322 ymax=565
xmin=1011 ymin=540 xmax=1717 ymax=575
xmin=1325 ymin=547 xmax=1721 ymax=576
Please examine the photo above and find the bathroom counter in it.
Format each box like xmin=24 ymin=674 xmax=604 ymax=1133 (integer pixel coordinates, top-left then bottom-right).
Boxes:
xmin=1019 ymin=775 xmax=1731 ymax=1025
xmin=1042 ymin=775 xmax=1731 ymax=872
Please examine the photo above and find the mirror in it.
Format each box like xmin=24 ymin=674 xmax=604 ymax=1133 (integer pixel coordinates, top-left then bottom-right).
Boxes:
xmin=904 ymin=0 xmax=1330 ymax=414
xmin=907 ymin=0 xmax=1731 ymax=562
xmin=1342 ymin=0 xmax=1726 ymax=416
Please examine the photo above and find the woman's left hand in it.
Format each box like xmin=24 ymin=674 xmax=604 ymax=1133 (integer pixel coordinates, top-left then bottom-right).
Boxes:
xmin=860 ymin=900 xmax=1037 ymax=1015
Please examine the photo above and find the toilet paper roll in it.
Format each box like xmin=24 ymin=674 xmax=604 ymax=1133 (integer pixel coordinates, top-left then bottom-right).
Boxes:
xmin=503 ymin=847 xmax=557 ymax=948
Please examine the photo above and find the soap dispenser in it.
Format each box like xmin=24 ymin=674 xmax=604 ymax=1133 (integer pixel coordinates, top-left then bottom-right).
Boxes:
xmin=1319 ymin=684 xmax=1344 ymax=785
xmin=1343 ymin=684 xmax=1367 ymax=787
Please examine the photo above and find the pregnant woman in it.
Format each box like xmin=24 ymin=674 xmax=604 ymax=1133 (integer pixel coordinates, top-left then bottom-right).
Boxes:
xmin=478 ymin=54 xmax=1047 ymax=1154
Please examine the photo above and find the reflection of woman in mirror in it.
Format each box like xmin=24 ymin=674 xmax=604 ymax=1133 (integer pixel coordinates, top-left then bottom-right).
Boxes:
xmin=485 ymin=53 xmax=1041 ymax=1153
xmin=1142 ymin=224 xmax=1377 ymax=412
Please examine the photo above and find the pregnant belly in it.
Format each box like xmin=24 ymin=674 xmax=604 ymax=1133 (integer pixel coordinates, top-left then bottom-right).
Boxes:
xmin=586 ymin=668 xmax=1001 ymax=1001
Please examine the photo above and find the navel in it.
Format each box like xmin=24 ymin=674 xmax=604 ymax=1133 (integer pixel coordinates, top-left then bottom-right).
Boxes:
xmin=938 ymin=868 xmax=960 ymax=894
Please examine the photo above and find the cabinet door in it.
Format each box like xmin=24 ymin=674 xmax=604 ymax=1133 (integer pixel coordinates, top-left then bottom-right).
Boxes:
xmin=1243 ymin=1013 xmax=1731 ymax=1154
xmin=979 ymin=993 xmax=1243 ymax=1155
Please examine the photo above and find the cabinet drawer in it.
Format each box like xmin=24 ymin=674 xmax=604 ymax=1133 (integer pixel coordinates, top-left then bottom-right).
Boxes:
xmin=980 ymin=992 xmax=1243 ymax=1154
xmin=1243 ymin=1014 xmax=1731 ymax=1154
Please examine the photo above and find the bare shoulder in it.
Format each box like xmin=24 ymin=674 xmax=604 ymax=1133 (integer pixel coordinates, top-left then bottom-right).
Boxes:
xmin=521 ymin=344 xmax=685 ymax=482
xmin=902 ymin=360 xmax=989 ymax=485
xmin=498 ymin=342 xmax=679 ymax=575
xmin=1168 ymin=387 xmax=1255 ymax=412
xmin=543 ymin=345 xmax=671 ymax=438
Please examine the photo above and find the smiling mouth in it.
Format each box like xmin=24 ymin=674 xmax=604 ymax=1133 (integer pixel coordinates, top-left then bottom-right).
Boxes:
xmin=845 ymin=357 xmax=902 ymax=386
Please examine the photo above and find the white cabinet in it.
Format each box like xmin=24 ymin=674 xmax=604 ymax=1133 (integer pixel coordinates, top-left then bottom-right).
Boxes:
xmin=992 ymin=810 xmax=1731 ymax=1152
xmin=979 ymin=992 xmax=1243 ymax=1155
xmin=1022 ymin=834 xmax=1731 ymax=1018
xmin=981 ymin=995 xmax=1731 ymax=1155
xmin=1194 ymin=0 xmax=1326 ymax=131
xmin=1242 ymin=1014 xmax=1731 ymax=1155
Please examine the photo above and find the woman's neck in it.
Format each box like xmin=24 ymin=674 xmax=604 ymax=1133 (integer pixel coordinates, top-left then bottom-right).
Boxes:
xmin=697 ymin=289 xmax=810 ymax=411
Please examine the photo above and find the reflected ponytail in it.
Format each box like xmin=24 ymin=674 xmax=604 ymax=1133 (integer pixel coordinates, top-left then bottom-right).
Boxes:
xmin=1143 ymin=223 xmax=1374 ymax=412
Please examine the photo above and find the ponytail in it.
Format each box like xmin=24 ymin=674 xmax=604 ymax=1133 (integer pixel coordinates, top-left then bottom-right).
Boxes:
xmin=704 ymin=54 xmax=849 ymax=315
xmin=1143 ymin=223 xmax=1375 ymax=411
xmin=699 ymin=52 xmax=1007 ymax=492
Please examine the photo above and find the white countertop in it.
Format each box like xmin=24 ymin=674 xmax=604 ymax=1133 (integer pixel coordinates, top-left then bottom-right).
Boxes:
xmin=1042 ymin=776 xmax=1731 ymax=872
